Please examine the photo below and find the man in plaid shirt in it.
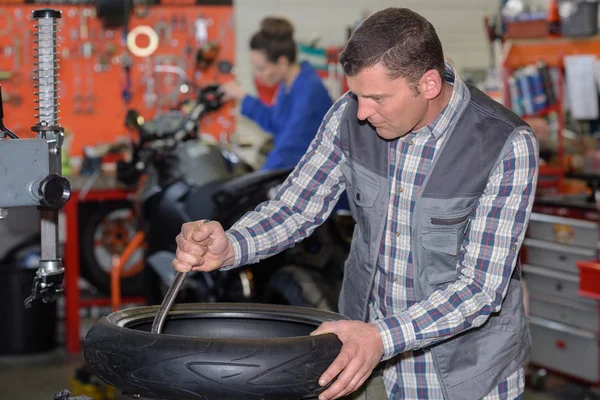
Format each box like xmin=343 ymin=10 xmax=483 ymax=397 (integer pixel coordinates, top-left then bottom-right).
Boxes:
xmin=173 ymin=8 xmax=537 ymax=400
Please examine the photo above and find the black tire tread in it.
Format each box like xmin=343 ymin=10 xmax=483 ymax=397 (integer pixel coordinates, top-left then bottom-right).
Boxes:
xmin=84 ymin=303 xmax=346 ymax=400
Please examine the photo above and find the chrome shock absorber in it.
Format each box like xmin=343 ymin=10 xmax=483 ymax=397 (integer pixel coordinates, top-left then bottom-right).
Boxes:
xmin=33 ymin=9 xmax=61 ymax=129
xmin=25 ymin=9 xmax=70 ymax=307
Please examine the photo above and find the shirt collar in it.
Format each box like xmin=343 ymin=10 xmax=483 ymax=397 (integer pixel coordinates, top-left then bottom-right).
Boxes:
xmin=413 ymin=61 xmax=468 ymax=140
xmin=281 ymin=61 xmax=312 ymax=93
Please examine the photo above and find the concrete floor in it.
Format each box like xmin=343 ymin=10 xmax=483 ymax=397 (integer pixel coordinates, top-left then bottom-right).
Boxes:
xmin=0 ymin=348 xmax=592 ymax=400
xmin=0 ymin=350 xmax=80 ymax=399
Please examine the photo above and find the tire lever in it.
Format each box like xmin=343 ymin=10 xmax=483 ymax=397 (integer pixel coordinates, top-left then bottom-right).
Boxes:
xmin=151 ymin=271 xmax=189 ymax=334
xmin=152 ymin=219 xmax=209 ymax=333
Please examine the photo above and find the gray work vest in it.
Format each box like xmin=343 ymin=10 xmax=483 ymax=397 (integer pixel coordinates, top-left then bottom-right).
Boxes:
xmin=338 ymin=83 xmax=534 ymax=400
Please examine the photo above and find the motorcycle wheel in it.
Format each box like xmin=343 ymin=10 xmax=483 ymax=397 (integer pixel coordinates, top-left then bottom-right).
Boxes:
xmin=84 ymin=303 xmax=346 ymax=400
xmin=267 ymin=265 xmax=338 ymax=312
xmin=80 ymin=201 xmax=145 ymax=296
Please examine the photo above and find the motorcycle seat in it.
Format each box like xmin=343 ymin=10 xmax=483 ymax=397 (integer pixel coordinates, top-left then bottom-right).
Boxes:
xmin=213 ymin=169 xmax=292 ymax=203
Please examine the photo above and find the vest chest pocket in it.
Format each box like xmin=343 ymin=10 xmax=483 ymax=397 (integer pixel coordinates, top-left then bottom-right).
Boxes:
xmin=352 ymin=184 xmax=378 ymax=208
xmin=422 ymin=208 xmax=473 ymax=285
xmin=341 ymin=163 xmax=380 ymax=207
xmin=340 ymin=162 xmax=381 ymax=243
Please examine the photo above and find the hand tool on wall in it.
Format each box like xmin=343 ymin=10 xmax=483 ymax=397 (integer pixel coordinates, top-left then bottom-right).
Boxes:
xmin=13 ymin=38 xmax=21 ymax=73
xmin=195 ymin=41 xmax=221 ymax=71
xmin=121 ymin=53 xmax=133 ymax=104
xmin=80 ymin=8 xmax=91 ymax=41
xmin=194 ymin=16 xmax=209 ymax=46
xmin=0 ymin=9 xmax=14 ymax=37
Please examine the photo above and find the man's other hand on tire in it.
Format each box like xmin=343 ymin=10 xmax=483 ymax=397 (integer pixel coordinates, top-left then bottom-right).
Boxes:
xmin=311 ymin=321 xmax=384 ymax=400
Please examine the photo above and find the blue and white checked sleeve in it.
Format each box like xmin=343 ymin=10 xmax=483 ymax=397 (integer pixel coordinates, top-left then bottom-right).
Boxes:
xmin=223 ymin=95 xmax=350 ymax=268
xmin=374 ymin=130 xmax=539 ymax=360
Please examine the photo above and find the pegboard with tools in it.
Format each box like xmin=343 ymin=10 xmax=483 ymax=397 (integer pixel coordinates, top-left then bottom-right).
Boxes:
xmin=0 ymin=0 xmax=235 ymax=158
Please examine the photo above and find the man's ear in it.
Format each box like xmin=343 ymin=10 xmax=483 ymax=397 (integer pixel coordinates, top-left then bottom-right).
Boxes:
xmin=418 ymin=69 xmax=443 ymax=100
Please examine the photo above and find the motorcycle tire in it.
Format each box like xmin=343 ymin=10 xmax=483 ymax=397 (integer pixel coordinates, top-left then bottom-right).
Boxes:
xmin=84 ymin=303 xmax=346 ymax=400
xmin=80 ymin=201 xmax=144 ymax=296
xmin=266 ymin=265 xmax=338 ymax=312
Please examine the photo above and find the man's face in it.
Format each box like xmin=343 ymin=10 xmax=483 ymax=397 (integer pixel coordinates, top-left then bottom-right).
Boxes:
xmin=346 ymin=64 xmax=428 ymax=140
xmin=249 ymin=50 xmax=284 ymax=87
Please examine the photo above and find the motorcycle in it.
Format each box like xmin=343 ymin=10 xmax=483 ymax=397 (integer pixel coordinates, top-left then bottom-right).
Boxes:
xmin=80 ymin=84 xmax=354 ymax=310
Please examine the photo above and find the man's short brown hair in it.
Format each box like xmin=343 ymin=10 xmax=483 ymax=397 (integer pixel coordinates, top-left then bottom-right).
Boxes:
xmin=339 ymin=8 xmax=445 ymax=87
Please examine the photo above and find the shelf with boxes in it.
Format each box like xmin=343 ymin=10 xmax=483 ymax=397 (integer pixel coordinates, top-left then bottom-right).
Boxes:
xmin=506 ymin=62 xmax=560 ymax=118
xmin=502 ymin=36 xmax=600 ymax=194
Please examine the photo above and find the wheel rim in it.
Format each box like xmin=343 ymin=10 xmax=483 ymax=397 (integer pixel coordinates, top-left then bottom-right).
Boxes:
xmin=93 ymin=208 xmax=144 ymax=277
xmin=110 ymin=303 xmax=348 ymax=332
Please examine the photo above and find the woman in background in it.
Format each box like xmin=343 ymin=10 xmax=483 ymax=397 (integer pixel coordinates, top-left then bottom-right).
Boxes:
xmin=220 ymin=16 xmax=333 ymax=171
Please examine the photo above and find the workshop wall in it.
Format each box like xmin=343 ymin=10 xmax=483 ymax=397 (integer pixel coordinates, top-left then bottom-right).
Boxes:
xmin=0 ymin=2 xmax=235 ymax=159
xmin=0 ymin=1 xmax=554 ymax=160
xmin=234 ymin=0 xmax=550 ymax=95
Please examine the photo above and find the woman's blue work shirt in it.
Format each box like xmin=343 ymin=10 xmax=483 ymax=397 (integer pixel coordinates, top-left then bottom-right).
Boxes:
xmin=240 ymin=61 xmax=333 ymax=171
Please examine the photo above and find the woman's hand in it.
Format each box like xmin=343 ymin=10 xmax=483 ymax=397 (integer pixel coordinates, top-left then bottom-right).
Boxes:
xmin=219 ymin=81 xmax=247 ymax=102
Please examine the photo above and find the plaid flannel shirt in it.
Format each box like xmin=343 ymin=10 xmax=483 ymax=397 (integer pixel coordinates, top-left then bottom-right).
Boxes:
xmin=225 ymin=64 xmax=538 ymax=400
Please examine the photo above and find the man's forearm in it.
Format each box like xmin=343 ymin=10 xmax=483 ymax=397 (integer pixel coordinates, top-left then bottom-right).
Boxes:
xmin=221 ymin=95 xmax=351 ymax=271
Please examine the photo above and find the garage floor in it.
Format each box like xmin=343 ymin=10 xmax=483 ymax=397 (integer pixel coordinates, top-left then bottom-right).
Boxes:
xmin=0 ymin=349 xmax=591 ymax=400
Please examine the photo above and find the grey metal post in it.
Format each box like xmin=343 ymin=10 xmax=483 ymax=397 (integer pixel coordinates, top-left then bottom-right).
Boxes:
xmin=31 ymin=8 xmax=64 ymax=301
